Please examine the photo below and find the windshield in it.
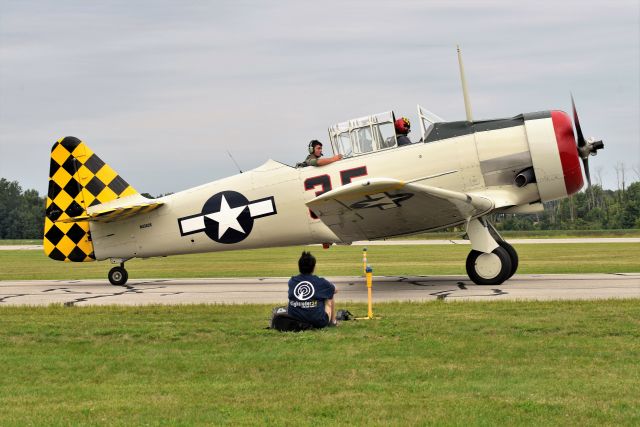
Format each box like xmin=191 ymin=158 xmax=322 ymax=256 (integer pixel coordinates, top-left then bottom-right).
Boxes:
xmin=417 ymin=105 xmax=445 ymax=141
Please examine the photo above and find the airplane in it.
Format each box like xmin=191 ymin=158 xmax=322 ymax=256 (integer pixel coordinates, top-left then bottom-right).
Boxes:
xmin=42 ymin=49 xmax=604 ymax=287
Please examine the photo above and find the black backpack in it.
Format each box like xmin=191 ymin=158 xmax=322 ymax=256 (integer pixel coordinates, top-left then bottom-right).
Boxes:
xmin=270 ymin=306 xmax=314 ymax=332
xmin=336 ymin=309 xmax=353 ymax=321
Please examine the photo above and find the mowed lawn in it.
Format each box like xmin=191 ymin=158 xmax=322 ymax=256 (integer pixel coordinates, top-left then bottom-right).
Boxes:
xmin=1 ymin=243 xmax=639 ymax=281
xmin=1 ymin=244 xmax=639 ymax=424
xmin=1 ymin=301 xmax=639 ymax=425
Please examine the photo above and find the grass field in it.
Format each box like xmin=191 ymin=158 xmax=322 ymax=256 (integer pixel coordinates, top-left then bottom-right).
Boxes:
xmin=0 ymin=239 xmax=41 ymax=245
xmin=1 ymin=243 xmax=639 ymax=281
xmin=1 ymin=301 xmax=638 ymax=425
xmin=2 ymin=241 xmax=639 ymax=424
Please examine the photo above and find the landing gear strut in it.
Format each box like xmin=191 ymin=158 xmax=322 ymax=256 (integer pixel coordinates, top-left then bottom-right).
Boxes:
xmin=108 ymin=263 xmax=128 ymax=286
xmin=464 ymin=218 xmax=518 ymax=286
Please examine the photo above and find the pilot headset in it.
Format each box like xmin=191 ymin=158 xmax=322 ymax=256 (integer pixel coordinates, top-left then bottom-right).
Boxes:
xmin=308 ymin=140 xmax=321 ymax=154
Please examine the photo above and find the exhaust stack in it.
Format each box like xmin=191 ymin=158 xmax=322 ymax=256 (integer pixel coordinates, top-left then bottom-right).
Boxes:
xmin=515 ymin=167 xmax=536 ymax=188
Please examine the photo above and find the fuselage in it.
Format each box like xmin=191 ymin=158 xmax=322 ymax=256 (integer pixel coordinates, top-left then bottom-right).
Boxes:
xmin=90 ymin=110 xmax=581 ymax=261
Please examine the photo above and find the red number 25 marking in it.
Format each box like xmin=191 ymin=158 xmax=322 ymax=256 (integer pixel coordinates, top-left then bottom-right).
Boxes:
xmin=304 ymin=166 xmax=367 ymax=219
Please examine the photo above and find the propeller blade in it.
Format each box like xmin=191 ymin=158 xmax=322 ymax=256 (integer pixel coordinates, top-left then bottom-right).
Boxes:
xmin=571 ymin=94 xmax=586 ymax=148
xmin=582 ymin=157 xmax=592 ymax=189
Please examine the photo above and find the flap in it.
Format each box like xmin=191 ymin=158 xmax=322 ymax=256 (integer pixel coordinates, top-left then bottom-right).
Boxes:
xmin=307 ymin=178 xmax=494 ymax=242
xmin=58 ymin=201 xmax=164 ymax=224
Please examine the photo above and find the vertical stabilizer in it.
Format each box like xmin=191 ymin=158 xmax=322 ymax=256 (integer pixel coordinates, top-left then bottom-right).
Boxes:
xmin=43 ymin=136 xmax=138 ymax=262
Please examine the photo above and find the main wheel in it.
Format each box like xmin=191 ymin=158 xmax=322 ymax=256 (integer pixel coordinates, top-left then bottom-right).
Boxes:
xmin=498 ymin=241 xmax=519 ymax=279
xmin=465 ymin=246 xmax=512 ymax=286
xmin=108 ymin=266 xmax=128 ymax=286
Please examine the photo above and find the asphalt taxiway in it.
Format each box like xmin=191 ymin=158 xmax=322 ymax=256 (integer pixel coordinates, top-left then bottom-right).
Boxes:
xmin=0 ymin=273 xmax=638 ymax=306
xmin=2 ymin=238 xmax=639 ymax=251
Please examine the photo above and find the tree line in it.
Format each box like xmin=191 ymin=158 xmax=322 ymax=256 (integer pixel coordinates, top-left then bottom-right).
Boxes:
xmin=493 ymin=181 xmax=640 ymax=231
xmin=0 ymin=179 xmax=46 ymax=239
xmin=0 ymin=177 xmax=638 ymax=240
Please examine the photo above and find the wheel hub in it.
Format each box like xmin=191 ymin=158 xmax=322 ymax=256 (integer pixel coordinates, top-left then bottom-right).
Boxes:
xmin=474 ymin=253 xmax=502 ymax=279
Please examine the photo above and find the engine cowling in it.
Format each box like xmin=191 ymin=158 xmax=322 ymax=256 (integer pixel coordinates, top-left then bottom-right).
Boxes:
xmin=524 ymin=110 xmax=583 ymax=202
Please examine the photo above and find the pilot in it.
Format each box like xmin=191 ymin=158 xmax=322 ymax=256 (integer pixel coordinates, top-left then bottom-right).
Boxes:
xmin=287 ymin=251 xmax=338 ymax=328
xmin=300 ymin=140 xmax=343 ymax=167
xmin=395 ymin=117 xmax=412 ymax=146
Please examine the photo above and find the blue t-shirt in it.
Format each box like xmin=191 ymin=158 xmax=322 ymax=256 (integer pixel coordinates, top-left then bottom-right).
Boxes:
xmin=288 ymin=274 xmax=336 ymax=327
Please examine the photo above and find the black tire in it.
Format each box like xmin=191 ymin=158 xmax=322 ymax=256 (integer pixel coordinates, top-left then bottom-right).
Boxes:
xmin=465 ymin=246 xmax=512 ymax=286
xmin=498 ymin=241 xmax=519 ymax=279
xmin=108 ymin=266 xmax=128 ymax=286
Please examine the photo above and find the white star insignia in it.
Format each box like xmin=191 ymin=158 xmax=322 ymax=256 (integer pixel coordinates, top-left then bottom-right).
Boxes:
xmin=178 ymin=194 xmax=277 ymax=241
xmin=205 ymin=195 xmax=247 ymax=239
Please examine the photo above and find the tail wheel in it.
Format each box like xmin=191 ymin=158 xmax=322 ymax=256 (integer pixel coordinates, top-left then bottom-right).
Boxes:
xmin=108 ymin=266 xmax=128 ymax=286
xmin=466 ymin=246 xmax=512 ymax=286
xmin=498 ymin=241 xmax=519 ymax=279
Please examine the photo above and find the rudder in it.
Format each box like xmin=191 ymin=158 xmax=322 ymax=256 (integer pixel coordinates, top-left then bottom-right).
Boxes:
xmin=43 ymin=136 xmax=138 ymax=262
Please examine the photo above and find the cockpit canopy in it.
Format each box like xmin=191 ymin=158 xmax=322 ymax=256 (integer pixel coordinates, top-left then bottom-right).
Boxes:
xmin=328 ymin=105 xmax=444 ymax=158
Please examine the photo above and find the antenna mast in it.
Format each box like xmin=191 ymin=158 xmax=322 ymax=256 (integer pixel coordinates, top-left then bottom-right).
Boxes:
xmin=226 ymin=150 xmax=243 ymax=173
xmin=457 ymin=45 xmax=473 ymax=122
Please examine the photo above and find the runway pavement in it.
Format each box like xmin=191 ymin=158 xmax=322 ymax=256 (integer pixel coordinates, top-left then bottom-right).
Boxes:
xmin=1 ymin=238 xmax=639 ymax=251
xmin=1 ymin=273 xmax=638 ymax=306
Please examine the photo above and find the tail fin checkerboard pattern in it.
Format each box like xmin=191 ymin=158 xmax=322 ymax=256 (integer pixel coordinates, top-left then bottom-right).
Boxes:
xmin=43 ymin=136 xmax=138 ymax=262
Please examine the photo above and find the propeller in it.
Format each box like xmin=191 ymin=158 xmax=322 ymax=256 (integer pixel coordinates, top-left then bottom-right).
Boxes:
xmin=571 ymin=94 xmax=604 ymax=189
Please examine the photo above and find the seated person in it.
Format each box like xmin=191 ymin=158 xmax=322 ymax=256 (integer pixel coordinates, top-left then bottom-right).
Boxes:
xmin=395 ymin=117 xmax=412 ymax=146
xmin=299 ymin=140 xmax=343 ymax=167
xmin=288 ymin=251 xmax=338 ymax=328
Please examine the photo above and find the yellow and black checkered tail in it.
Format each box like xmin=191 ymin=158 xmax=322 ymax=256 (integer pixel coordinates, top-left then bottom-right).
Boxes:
xmin=43 ymin=136 xmax=138 ymax=262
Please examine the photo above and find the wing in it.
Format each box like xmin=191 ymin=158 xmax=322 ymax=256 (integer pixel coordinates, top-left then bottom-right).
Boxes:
xmin=57 ymin=201 xmax=164 ymax=223
xmin=306 ymin=178 xmax=494 ymax=242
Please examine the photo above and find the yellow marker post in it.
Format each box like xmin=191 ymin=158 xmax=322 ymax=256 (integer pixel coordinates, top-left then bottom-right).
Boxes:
xmin=366 ymin=265 xmax=373 ymax=319
xmin=362 ymin=247 xmax=367 ymax=275
xmin=355 ymin=257 xmax=378 ymax=320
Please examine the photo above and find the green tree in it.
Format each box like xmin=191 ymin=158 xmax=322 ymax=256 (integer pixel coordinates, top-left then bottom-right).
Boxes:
xmin=487 ymin=181 xmax=639 ymax=232
xmin=620 ymin=182 xmax=640 ymax=228
xmin=0 ymin=178 xmax=46 ymax=239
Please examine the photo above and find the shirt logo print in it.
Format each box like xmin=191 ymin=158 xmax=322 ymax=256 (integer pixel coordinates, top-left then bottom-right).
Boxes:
xmin=293 ymin=281 xmax=315 ymax=300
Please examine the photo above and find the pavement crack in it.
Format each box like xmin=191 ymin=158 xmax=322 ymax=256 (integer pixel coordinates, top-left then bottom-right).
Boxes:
xmin=62 ymin=284 xmax=166 ymax=306
xmin=0 ymin=294 xmax=26 ymax=303
xmin=43 ymin=287 xmax=90 ymax=294
xmin=407 ymin=280 xmax=438 ymax=287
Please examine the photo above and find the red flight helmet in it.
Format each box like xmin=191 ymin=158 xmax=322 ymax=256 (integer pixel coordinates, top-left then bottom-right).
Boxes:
xmin=394 ymin=117 xmax=411 ymax=134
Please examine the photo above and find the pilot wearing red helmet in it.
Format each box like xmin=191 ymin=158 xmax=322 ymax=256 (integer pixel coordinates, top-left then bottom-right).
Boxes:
xmin=395 ymin=117 xmax=412 ymax=146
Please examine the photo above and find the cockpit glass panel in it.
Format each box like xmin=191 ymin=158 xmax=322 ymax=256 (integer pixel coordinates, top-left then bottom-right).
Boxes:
xmin=328 ymin=111 xmax=395 ymax=158
xmin=378 ymin=122 xmax=397 ymax=149
xmin=328 ymin=107 xmax=443 ymax=155
xmin=417 ymin=105 xmax=445 ymax=142
xmin=353 ymin=127 xmax=374 ymax=153
xmin=338 ymin=133 xmax=352 ymax=156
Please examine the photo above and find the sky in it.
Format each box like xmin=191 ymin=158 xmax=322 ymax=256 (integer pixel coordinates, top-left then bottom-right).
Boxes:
xmin=1 ymin=0 xmax=638 ymax=196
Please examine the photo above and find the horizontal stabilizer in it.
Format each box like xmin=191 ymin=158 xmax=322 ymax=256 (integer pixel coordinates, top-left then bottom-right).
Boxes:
xmin=58 ymin=201 xmax=164 ymax=223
